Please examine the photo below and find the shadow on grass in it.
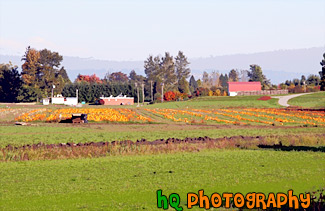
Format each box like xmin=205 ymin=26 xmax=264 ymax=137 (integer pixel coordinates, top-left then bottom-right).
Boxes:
xmin=258 ymin=143 xmax=325 ymax=152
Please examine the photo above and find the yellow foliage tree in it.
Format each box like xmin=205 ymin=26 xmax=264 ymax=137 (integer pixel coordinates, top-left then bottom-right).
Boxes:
xmin=214 ymin=89 xmax=221 ymax=96
xmin=21 ymin=47 xmax=40 ymax=87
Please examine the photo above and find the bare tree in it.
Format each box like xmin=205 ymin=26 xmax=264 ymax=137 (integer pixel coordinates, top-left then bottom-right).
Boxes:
xmin=239 ymin=69 xmax=249 ymax=82
xmin=210 ymin=70 xmax=220 ymax=87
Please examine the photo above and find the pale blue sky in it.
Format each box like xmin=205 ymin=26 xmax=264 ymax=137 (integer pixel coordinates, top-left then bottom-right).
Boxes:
xmin=0 ymin=0 xmax=324 ymax=60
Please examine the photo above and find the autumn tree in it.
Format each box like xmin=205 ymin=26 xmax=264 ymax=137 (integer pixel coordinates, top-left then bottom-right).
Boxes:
xmin=76 ymin=74 xmax=102 ymax=84
xmin=20 ymin=47 xmax=43 ymax=101
xmin=21 ymin=47 xmax=70 ymax=99
xmin=21 ymin=47 xmax=40 ymax=87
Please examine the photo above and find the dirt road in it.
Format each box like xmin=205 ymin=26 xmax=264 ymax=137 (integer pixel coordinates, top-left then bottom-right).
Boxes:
xmin=272 ymin=93 xmax=312 ymax=107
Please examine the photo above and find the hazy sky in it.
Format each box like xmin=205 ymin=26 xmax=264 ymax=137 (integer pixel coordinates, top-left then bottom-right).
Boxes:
xmin=0 ymin=0 xmax=324 ymax=61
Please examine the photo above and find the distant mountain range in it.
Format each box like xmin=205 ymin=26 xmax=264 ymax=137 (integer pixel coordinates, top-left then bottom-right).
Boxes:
xmin=1 ymin=47 xmax=324 ymax=84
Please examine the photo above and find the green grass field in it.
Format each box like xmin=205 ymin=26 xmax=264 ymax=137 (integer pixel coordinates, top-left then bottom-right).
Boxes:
xmin=0 ymin=94 xmax=324 ymax=210
xmin=146 ymin=95 xmax=282 ymax=109
xmin=288 ymin=92 xmax=325 ymax=108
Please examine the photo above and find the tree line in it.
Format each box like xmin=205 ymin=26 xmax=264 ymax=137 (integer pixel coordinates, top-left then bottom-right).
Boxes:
xmin=279 ymin=54 xmax=325 ymax=93
xmin=1 ymin=47 xmax=324 ymax=103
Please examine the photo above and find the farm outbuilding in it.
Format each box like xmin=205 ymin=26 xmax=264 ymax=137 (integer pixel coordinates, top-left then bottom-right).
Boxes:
xmin=42 ymin=94 xmax=78 ymax=106
xmin=227 ymin=82 xmax=262 ymax=96
xmin=51 ymin=96 xmax=65 ymax=104
xmin=64 ymin=97 xmax=78 ymax=106
xmin=99 ymin=95 xmax=134 ymax=105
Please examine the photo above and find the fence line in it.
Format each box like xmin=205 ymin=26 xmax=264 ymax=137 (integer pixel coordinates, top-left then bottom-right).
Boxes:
xmin=236 ymin=90 xmax=288 ymax=96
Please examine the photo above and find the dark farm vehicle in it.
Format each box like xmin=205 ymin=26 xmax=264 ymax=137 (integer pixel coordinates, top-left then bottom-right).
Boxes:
xmin=59 ymin=113 xmax=88 ymax=123
xmin=72 ymin=113 xmax=88 ymax=123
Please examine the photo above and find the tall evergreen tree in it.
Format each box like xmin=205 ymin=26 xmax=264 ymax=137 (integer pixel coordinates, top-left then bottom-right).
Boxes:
xmin=320 ymin=53 xmax=325 ymax=91
xmin=129 ymin=70 xmax=137 ymax=82
xmin=0 ymin=63 xmax=22 ymax=102
xmin=144 ymin=55 xmax=160 ymax=82
xmin=189 ymin=75 xmax=198 ymax=93
xmin=219 ymin=74 xmax=228 ymax=88
xmin=178 ymin=77 xmax=190 ymax=94
xmin=219 ymin=74 xmax=224 ymax=87
xmin=58 ymin=67 xmax=70 ymax=83
xmin=229 ymin=69 xmax=239 ymax=82
xmin=175 ymin=51 xmax=190 ymax=80
xmin=248 ymin=64 xmax=270 ymax=89
xmin=223 ymin=74 xmax=229 ymax=88
xmin=129 ymin=70 xmax=145 ymax=84
xmin=300 ymin=75 xmax=306 ymax=85
xmin=175 ymin=51 xmax=190 ymax=94
xmin=160 ymin=52 xmax=177 ymax=91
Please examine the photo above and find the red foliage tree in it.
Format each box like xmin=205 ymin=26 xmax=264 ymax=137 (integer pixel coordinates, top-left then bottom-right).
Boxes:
xmin=76 ymin=74 xmax=102 ymax=83
xmin=163 ymin=91 xmax=176 ymax=101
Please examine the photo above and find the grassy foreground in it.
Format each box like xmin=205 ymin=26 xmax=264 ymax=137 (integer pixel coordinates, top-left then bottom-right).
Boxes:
xmin=1 ymin=149 xmax=324 ymax=210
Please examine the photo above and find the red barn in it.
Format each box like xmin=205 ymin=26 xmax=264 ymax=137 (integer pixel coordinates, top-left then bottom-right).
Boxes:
xmin=227 ymin=82 xmax=261 ymax=96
